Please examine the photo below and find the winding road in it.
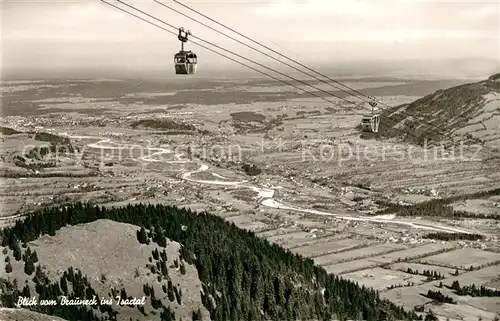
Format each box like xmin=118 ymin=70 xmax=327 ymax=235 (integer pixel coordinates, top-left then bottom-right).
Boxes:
xmin=8 ymin=132 xmax=472 ymax=234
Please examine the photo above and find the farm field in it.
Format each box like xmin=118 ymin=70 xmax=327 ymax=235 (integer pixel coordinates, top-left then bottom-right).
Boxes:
xmin=382 ymin=264 xmax=500 ymax=320
xmin=311 ymin=242 xmax=408 ymax=266
xmin=418 ymin=247 xmax=500 ymax=269
xmin=291 ymin=236 xmax=371 ymax=257
xmin=345 ymin=266 xmax=429 ymax=289
xmin=390 ymin=262 xmax=464 ymax=276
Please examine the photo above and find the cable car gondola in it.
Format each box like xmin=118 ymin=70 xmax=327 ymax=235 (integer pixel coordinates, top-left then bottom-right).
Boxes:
xmin=360 ymin=97 xmax=380 ymax=133
xmin=174 ymin=27 xmax=197 ymax=75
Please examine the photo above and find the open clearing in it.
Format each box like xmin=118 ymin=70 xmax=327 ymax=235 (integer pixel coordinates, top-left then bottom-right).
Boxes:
xmin=1 ymin=219 xmax=210 ymax=321
xmin=322 ymin=242 xmax=457 ymax=275
xmin=291 ymin=236 xmax=370 ymax=257
xmin=381 ymin=264 xmax=500 ymax=320
xmin=452 ymin=197 xmax=500 ymax=216
xmin=342 ymin=267 xmax=428 ymax=290
xmin=266 ymin=230 xmax=331 ymax=248
xmin=418 ymin=247 xmax=500 ymax=269
xmin=312 ymin=242 xmax=407 ymax=266
xmin=389 ymin=262 xmax=464 ymax=276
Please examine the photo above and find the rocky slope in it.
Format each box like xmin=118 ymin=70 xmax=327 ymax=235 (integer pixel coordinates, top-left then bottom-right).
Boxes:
xmin=0 ymin=307 xmax=67 ymax=321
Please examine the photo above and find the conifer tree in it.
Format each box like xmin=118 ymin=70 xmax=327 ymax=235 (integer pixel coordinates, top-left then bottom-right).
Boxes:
xmin=23 ymin=247 xmax=32 ymax=262
xmin=152 ymin=248 xmax=159 ymax=260
xmin=13 ymin=243 xmax=21 ymax=261
xmin=24 ymin=259 xmax=35 ymax=275
xmin=60 ymin=277 xmax=68 ymax=294
xmin=5 ymin=261 xmax=12 ymax=273
xmin=160 ymin=249 xmax=167 ymax=261
xmin=137 ymin=227 xmax=148 ymax=244
xmin=143 ymin=284 xmax=151 ymax=297
xmin=31 ymin=250 xmax=38 ymax=263
xmin=168 ymin=280 xmax=175 ymax=302
xmin=174 ymin=286 xmax=182 ymax=305
xmin=22 ymin=284 xmax=31 ymax=298
xmin=192 ymin=308 xmax=202 ymax=321
xmin=161 ymin=260 xmax=168 ymax=277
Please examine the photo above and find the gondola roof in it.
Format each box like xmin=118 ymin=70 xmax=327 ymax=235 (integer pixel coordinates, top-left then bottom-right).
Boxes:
xmin=174 ymin=50 xmax=197 ymax=58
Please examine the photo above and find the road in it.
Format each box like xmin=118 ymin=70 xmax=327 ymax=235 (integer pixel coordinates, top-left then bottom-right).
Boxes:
xmin=2 ymin=132 xmax=472 ymax=234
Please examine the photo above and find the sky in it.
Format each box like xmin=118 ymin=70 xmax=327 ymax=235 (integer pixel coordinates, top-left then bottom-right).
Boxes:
xmin=2 ymin=0 xmax=499 ymax=79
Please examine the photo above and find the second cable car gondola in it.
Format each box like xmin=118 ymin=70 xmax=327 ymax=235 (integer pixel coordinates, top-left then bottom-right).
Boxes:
xmin=360 ymin=97 xmax=380 ymax=133
xmin=174 ymin=27 xmax=197 ymax=75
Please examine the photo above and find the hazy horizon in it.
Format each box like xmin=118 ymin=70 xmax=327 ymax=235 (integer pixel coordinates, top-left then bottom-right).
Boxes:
xmin=2 ymin=0 xmax=499 ymax=80
xmin=3 ymin=57 xmax=498 ymax=82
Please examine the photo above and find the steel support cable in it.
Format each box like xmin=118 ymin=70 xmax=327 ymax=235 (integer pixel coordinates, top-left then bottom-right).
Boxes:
xmin=172 ymin=0 xmax=500 ymax=161
xmin=100 ymin=0 xmax=427 ymax=142
xmin=171 ymin=0 xmax=376 ymax=102
xmin=100 ymin=0 xmax=499 ymax=160
xmin=159 ymin=0 xmax=450 ymax=140
xmin=157 ymin=0 xmax=440 ymax=138
xmin=111 ymin=0 xmax=429 ymax=142
xmin=115 ymin=0 xmax=361 ymax=108
xmin=100 ymin=0 xmax=361 ymax=114
xmin=155 ymin=0 xmax=371 ymax=102
xmin=156 ymin=0 xmax=442 ymax=137
xmin=169 ymin=0 xmax=471 ymax=144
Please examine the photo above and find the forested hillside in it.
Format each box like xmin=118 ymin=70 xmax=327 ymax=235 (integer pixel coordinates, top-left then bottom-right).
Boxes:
xmin=374 ymin=74 xmax=500 ymax=146
xmin=0 ymin=203 xmax=421 ymax=321
xmin=0 ymin=307 xmax=67 ymax=321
